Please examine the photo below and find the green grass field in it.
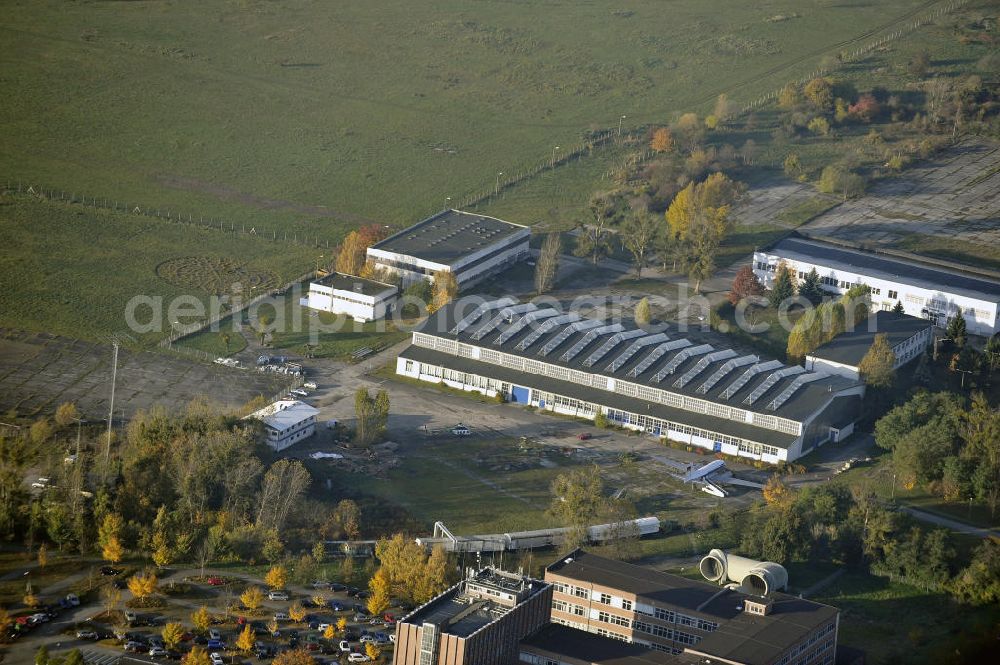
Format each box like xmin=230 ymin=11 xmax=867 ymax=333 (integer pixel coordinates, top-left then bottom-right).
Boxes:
xmin=0 ymin=194 xmax=313 ymax=346
xmin=1 ymin=0 xmax=947 ymax=235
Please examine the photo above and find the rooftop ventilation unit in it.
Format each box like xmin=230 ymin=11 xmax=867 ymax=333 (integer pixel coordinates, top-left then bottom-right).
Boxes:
xmin=583 ymin=329 xmax=647 ymax=367
xmin=515 ymin=313 xmax=580 ymax=351
xmin=629 ymin=339 xmax=692 ymax=377
xmin=673 ymin=349 xmax=737 ymax=389
xmin=700 ymin=549 xmax=788 ymax=596
xmin=538 ymin=319 xmax=602 ymax=357
xmin=605 ymin=333 xmax=669 ymax=373
xmin=767 ymin=371 xmax=827 ymax=410
xmin=493 ymin=309 xmax=560 ymax=345
xmin=743 ymin=365 xmax=806 ymax=406
xmin=450 ymin=297 xmax=517 ymax=334
xmin=697 ymin=355 xmax=758 ymax=395
xmin=719 ymin=360 xmax=783 ymax=400
xmin=560 ymin=324 xmax=625 ymax=363
xmin=653 ymin=344 xmax=713 ymax=383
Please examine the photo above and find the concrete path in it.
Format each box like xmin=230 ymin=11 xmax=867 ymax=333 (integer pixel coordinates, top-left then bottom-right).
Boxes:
xmin=898 ymin=506 xmax=1000 ymax=539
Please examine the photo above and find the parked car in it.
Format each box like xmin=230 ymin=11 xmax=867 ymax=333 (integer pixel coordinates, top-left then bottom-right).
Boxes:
xmin=291 ymin=388 xmax=309 ymax=398
xmin=206 ymin=639 xmax=225 ymax=650
xmin=124 ymin=610 xmax=137 ymax=624
xmin=339 ymin=640 xmax=352 ymax=653
xmin=124 ymin=641 xmax=145 ymax=653
xmin=208 ymin=629 xmax=221 ymax=640
xmin=148 ymin=646 xmax=168 ymax=657
xmin=274 ymin=612 xmax=290 ymax=622
xmin=451 ymin=424 xmax=471 ymax=436
xmin=76 ymin=629 xmax=98 ymax=640
xmin=100 ymin=565 xmax=121 ymax=576
xmin=206 ymin=576 xmax=225 ymax=586
xmin=329 ymin=583 xmax=346 ymax=592
xmin=303 ymin=381 xmax=318 ymax=390
xmin=209 ymin=654 xmax=225 ymax=665
xmin=359 ymin=634 xmax=374 ymax=644
xmin=268 ymin=590 xmax=290 ymax=601
xmin=29 ymin=613 xmax=50 ymax=624
xmin=311 ymin=580 xmax=331 ymax=590
xmin=254 ymin=642 xmax=273 ymax=658
xmin=577 ymin=432 xmax=593 ymax=440
xmin=64 ymin=593 xmax=80 ymax=607
xmin=348 ymin=654 xmax=371 ymax=663
xmin=353 ymin=613 xmax=369 ymax=622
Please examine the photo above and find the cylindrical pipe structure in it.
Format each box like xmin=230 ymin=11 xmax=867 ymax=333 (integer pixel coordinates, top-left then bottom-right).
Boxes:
xmin=699 ymin=549 xmax=788 ymax=595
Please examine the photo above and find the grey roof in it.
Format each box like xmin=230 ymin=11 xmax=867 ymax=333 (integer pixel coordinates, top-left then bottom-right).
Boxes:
xmin=400 ymin=345 xmax=797 ymax=448
xmin=764 ymin=237 xmax=1000 ymax=303
xmin=521 ymin=624 xmax=682 ymax=664
xmin=808 ymin=310 xmax=931 ymax=367
xmin=547 ymin=551 xmax=839 ymax=665
xmin=401 ymin=570 xmax=546 ymax=638
xmin=312 ymin=272 xmax=397 ymax=297
xmin=369 ymin=209 xmax=527 ymax=265
xmin=411 ymin=299 xmax=859 ymax=429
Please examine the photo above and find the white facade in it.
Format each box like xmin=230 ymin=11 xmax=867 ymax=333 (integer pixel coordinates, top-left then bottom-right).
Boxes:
xmin=305 ymin=279 xmax=397 ymax=322
xmin=244 ymin=399 xmax=318 ymax=451
xmin=366 ymin=210 xmax=531 ymax=287
xmin=396 ymin=350 xmax=863 ymax=464
xmin=805 ymin=325 xmax=933 ymax=381
xmin=752 ymin=243 xmax=1000 ymax=336
xmin=367 ymin=234 xmax=529 ymax=287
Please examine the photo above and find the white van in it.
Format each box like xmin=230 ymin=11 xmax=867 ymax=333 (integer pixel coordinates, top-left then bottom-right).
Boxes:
xmin=268 ymin=590 xmax=289 ymax=601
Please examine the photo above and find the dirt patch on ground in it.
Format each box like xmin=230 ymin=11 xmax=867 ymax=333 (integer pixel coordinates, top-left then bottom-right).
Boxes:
xmin=153 ymin=174 xmax=375 ymax=226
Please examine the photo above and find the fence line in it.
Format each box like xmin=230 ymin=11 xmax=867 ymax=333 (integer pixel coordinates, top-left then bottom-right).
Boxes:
xmin=737 ymin=0 xmax=970 ymax=116
xmin=1 ymin=180 xmax=331 ymax=249
xmin=158 ymin=271 xmax=316 ymax=351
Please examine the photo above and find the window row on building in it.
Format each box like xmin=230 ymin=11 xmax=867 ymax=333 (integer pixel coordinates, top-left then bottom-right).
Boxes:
xmin=639 ymin=606 xmax=718 ymax=632
xmin=633 ymin=620 xmax=701 ymax=646
xmin=411 ymin=332 xmax=802 ymax=436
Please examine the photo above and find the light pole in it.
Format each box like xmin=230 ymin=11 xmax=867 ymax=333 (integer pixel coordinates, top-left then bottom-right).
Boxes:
xmin=445 ymin=196 xmax=451 ymax=210
xmin=495 ymin=172 xmax=503 ymax=197
xmin=618 ymin=114 xmax=626 ymax=137
xmin=551 ymin=146 xmax=560 ymax=167
xmin=890 ymin=473 xmax=896 ymax=501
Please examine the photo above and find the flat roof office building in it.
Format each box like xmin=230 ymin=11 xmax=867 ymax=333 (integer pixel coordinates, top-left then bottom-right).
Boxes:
xmin=304 ymin=272 xmax=398 ymax=322
xmin=393 ymin=567 xmax=551 ymax=665
xmin=396 ymin=298 xmax=864 ymax=462
xmin=367 ymin=209 xmax=530 ymax=287
xmin=753 ymin=236 xmax=1000 ymax=336
xmin=805 ymin=310 xmax=933 ymax=381
xmin=532 ymin=550 xmax=839 ymax=665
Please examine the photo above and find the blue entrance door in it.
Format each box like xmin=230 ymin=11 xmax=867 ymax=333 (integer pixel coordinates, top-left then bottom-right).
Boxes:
xmin=511 ymin=386 xmax=529 ymax=403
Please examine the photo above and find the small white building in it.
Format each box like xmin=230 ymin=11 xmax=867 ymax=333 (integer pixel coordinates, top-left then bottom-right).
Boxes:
xmin=244 ymin=399 xmax=319 ymax=451
xmin=753 ymin=236 xmax=1000 ymax=336
xmin=304 ymin=273 xmax=397 ymax=322
xmin=806 ymin=310 xmax=933 ymax=381
xmin=366 ymin=209 xmax=530 ymax=287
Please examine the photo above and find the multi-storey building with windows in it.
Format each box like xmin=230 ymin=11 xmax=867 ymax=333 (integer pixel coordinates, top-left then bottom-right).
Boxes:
xmin=392 ymin=567 xmax=551 ymax=665
xmin=529 ymin=550 xmax=839 ymax=665
xmin=752 ymin=236 xmax=1000 ymax=336
xmin=243 ymin=399 xmax=318 ymax=451
xmin=396 ymin=298 xmax=864 ymax=462
xmin=367 ymin=209 xmax=530 ymax=287
xmin=805 ymin=310 xmax=933 ymax=381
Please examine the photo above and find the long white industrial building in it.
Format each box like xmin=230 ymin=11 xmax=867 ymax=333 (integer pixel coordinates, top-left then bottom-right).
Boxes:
xmin=397 ymin=299 xmax=865 ymax=463
xmin=753 ymin=236 xmax=1000 ymax=336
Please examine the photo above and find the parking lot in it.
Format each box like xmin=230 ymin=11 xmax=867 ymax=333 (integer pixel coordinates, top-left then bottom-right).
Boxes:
xmin=8 ymin=565 xmax=399 ymax=664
